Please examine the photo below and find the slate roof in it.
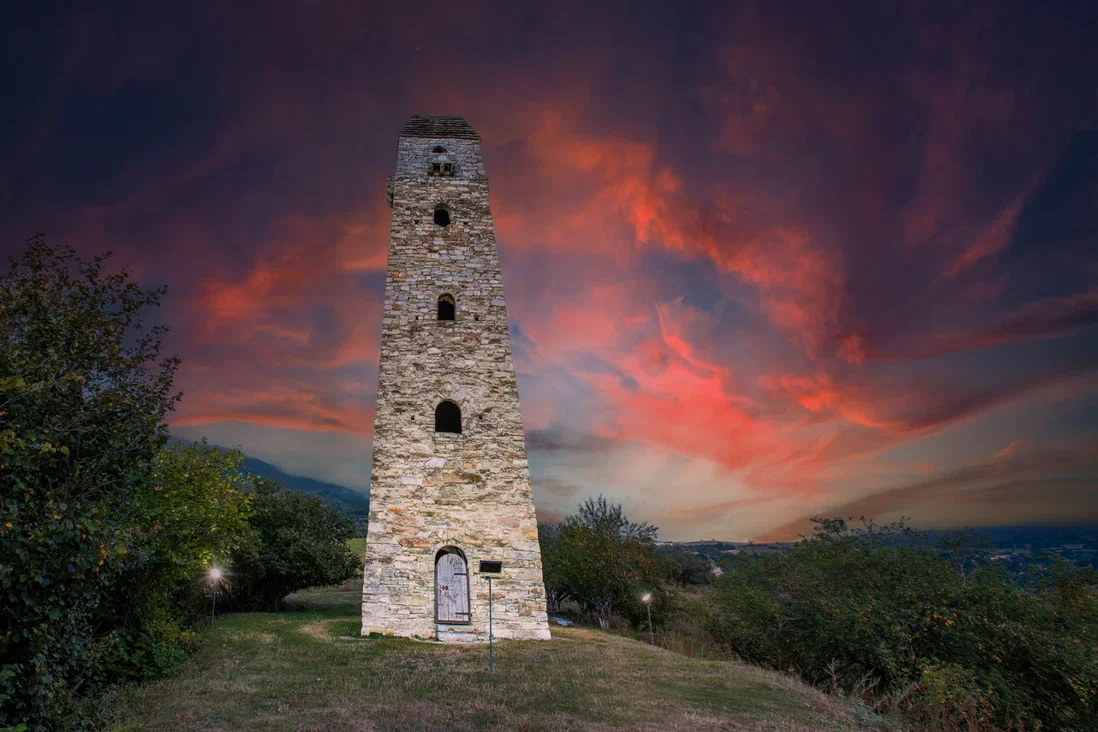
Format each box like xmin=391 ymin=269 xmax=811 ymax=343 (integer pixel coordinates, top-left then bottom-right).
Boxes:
xmin=399 ymin=115 xmax=480 ymax=141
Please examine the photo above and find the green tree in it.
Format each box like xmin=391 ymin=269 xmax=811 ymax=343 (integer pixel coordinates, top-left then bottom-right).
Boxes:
xmin=97 ymin=441 xmax=256 ymax=678
xmin=0 ymin=235 xmax=179 ymax=726
xmin=540 ymin=496 xmax=669 ymax=628
xmin=656 ymin=546 xmax=716 ymax=586
xmin=225 ymin=478 xmax=359 ymax=610
xmin=537 ymin=521 xmax=569 ymax=613
xmin=144 ymin=441 xmax=255 ymax=589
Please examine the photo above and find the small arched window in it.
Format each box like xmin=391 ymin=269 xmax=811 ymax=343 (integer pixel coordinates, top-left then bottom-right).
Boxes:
xmin=434 ymin=204 xmax=451 ymax=227
xmin=435 ymin=401 xmax=461 ymax=434
xmin=438 ymin=294 xmax=455 ymax=321
xmin=433 ymin=146 xmax=447 ymax=154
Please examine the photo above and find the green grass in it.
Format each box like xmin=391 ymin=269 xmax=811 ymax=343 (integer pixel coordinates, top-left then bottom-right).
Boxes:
xmin=346 ymin=536 xmax=366 ymax=558
xmin=105 ymin=588 xmax=894 ymax=731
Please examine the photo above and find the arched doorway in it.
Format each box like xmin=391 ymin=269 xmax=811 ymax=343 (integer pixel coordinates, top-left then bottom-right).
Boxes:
xmin=435 ymin=548 xmax=470 ymax=624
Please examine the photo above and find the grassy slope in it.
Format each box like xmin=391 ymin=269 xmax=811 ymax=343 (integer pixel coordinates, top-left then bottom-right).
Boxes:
xmin=346 ymin=537 xmax=367 ymax=558
xmin=109 ymin=587 xmax=891 ymax=731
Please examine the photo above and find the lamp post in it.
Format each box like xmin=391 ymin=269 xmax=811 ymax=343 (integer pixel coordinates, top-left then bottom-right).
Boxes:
xmin=208 ymin=567 xmax=222 ymax=627
xmin=642 ymin=592 xmax=654 ymax=645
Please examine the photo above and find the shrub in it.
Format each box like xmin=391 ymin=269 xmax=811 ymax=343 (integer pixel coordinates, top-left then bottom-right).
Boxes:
xmin=656 ymin=546 xmax=716 ymax=586
xmin=905 ymin=662 xmax=995 ymax=732
xmin=540 ymin=496 xmax=673 ymax=630
xmin=0 ymin=237 xmax=180 ymax=727
xmin=706 ymin=518 xmax=1098 ymax=730
xmin=650 ymin=593 xmax=718 ymax=658
xmin=0 ymin=238 xmax=260 ymax=729
xmin=98 ymin=441 xmax=255 ymax=680
xmin=225 ymin=478 xmax=359 ymax=610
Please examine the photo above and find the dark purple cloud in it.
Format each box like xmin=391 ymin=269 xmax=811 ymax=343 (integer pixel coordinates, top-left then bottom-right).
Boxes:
xmin=2 ymin=0 xmax=1096 ymax=539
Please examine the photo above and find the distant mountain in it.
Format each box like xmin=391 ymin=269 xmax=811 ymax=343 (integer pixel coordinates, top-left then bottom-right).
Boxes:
xmin=168 ymin=436 xmax=371 ymax=517
xmin=241 ymin=455 xmax=370 ymax=515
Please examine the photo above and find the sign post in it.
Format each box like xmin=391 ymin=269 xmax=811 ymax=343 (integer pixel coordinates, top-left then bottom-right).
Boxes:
xmin=486 ymin=575 xmax=494 ymax=673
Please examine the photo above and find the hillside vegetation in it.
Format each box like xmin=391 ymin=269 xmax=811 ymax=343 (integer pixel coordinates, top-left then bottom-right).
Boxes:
xmin=1 ymin=239 xmax=360 ymax=728
xmin=541 ymin=503 xmax=1098 ymax=731
xmin=104 ymin=587 xmax=890 ymax=731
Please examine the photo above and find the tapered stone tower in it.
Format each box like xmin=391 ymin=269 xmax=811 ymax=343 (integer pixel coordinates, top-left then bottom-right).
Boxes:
xmin=361 ymin=115 xmax=550 ymax=642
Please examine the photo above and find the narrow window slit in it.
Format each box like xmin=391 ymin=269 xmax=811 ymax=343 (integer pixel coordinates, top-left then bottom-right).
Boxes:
xmin=438 ymin=294 xmax=455 ymax=321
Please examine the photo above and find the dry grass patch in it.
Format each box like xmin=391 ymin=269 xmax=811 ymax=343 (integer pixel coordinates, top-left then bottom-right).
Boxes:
xmin=106 ymin=588 xmax=896 ymax=731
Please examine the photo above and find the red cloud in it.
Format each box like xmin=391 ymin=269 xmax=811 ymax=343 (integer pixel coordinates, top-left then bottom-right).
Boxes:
xmin=488 ymin=105 xmax=848 ymax=359
xmin=6 ymin=1 xmax=1094 ymax=541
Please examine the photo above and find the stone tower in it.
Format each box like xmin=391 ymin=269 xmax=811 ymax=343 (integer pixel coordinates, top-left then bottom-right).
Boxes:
xmin=360 ymin=115 xmax=551 ymax=642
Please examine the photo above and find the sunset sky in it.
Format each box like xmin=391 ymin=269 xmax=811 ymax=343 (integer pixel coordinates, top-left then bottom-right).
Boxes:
xmin=3 ymin=2 xmax=1096 ymax=540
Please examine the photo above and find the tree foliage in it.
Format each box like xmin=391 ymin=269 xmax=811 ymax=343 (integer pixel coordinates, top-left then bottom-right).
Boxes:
xmin=0 ymin=236 xmax=368 ymax=728
xmin=539 ymin=495 xmax=672 ymax=628
xmin=96 ymin=440 xmax=256 ymax=680
xmin=707 ymin=518 xmax=1098 ymax=730
xmin=656 ymin=545 xmax=716 ymax=587
xmin=225 ymin=478 xmax=359 ymax=611
xmin=1 ymin=236 xmax=180 ymax=726
xmin=143 ymin=441 xmax=256 ymax=594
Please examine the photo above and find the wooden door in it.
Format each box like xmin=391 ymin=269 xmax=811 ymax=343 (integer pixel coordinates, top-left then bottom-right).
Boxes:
xmin=436 ymin=553 xmax=470 ymax=623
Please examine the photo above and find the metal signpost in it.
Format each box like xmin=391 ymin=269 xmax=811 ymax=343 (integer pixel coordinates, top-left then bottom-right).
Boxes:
xmin=486 ymin=575 xmax=494 ymax=673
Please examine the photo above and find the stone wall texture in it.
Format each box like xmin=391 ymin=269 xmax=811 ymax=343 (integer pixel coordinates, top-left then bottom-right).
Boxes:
xmin=361 ymin=116 xmax=551 ymax=642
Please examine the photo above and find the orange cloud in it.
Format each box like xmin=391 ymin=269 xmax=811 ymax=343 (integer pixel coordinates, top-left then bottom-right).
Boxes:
xmin=172 ymin=387 xmax=374 ymax=434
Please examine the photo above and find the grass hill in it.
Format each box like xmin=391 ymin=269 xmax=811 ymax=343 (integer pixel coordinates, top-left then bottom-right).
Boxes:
xmin=105 ymin=587 xmax=893 ymax=731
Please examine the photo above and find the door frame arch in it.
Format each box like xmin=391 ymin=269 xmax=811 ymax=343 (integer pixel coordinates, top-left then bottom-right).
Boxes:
xmin=434 ymin=547 xmax=471 ymax=625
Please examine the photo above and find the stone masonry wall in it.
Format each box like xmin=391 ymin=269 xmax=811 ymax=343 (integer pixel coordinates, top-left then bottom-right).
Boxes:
xmin=395 ymin=137 xmax=484 ymax=179
xmin=361 ymin=118 xmax=551 ymax=642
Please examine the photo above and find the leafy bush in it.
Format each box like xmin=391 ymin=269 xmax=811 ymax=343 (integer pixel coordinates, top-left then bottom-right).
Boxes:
xmin=635 ymin=592 xmax=718 ymax=658
xmin=1 ymin=237 xmax=180 ymax=727
xmin=656 ymin=545 xmax=716 ymax=587
xmin=706 ymin=518 xmax=1098 ymax=730
xmin=539 ymin=496 xmax=673 ymax=629
xmin=99 ymin=441 xmax=255 ymax=680
xmin=225 ymin=478 xmax=359 ymax=611
xmin=0 ymin=238 xmax=264 ymax=729
xmin=906 ymin=662 xmax=995 ymax=731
